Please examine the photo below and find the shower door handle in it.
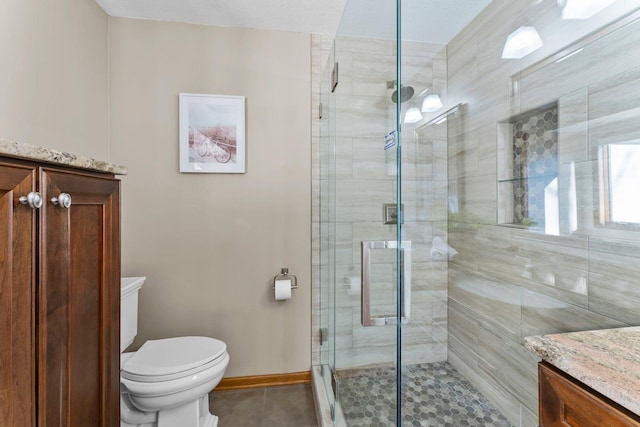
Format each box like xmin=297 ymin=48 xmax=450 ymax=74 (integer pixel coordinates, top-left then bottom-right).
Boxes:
xmin=361 ymin=240 xmax=411 ymax=327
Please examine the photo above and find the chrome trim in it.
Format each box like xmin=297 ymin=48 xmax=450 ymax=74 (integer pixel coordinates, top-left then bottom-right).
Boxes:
xmin=361 ymin=240 xmax=411 ymax=327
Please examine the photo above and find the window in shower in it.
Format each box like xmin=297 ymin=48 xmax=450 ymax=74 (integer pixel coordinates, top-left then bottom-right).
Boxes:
xmin=598 ymin=141 xmax=640 ymax=226
xmin=498 ymin=102 xmax=559 ymax=233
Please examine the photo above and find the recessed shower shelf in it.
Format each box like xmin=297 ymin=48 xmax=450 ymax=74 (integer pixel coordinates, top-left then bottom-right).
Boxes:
xmin=496 ymin=102 xmax=559 ymax=229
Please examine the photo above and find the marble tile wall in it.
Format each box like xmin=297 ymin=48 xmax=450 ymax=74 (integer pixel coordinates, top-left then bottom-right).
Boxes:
xmin=447 ymin=1 xmax=640 ymax=426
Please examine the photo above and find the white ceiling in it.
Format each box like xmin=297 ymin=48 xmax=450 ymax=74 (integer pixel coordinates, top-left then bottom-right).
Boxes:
xmin=95 ymin=0 xmax=349 ymax=35
xmin=340 ymin=0 xmax=493 ymax=44
xmin=95 ymin=0 xmax=492 ymax=43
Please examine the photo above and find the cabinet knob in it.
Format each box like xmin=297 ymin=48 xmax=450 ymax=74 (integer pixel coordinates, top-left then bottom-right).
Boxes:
xmin=19 ymin=192 xmax=43 ymax=209
xmin=51 ymin=193 xmax=72 ymax=209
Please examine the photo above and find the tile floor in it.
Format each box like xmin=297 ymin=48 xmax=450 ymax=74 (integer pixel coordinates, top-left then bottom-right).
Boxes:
xmin=338 ymin=362 xmax=512 ymax=427
xmin=210 ymin=384 xmax=318 ymax=427
xmin=210 ymin=362 xmax=512 ymax=427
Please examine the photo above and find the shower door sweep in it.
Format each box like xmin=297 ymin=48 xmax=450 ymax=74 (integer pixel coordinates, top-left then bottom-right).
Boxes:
xmin=361 ymin=240 xmax=411 ymax=326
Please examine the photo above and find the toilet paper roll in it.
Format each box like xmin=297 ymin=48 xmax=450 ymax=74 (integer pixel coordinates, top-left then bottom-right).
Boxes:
xmin=275 ymin=279 xmax=292 ymax=301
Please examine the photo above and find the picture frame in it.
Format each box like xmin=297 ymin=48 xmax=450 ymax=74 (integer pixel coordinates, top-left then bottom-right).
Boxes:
xmin=179 ymin=93 xmax=246 ymax=173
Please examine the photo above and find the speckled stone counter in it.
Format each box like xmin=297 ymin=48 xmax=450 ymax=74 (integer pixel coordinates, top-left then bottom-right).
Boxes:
xmin=525 ymin=326 xmax=640 ymax=415
xmin=0 ymin=138 xmax=127 ymax=175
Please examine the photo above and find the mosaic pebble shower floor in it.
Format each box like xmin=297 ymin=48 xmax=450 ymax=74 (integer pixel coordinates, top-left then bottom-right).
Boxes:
xmin=337 ymin=362 xmax=513 ymax=427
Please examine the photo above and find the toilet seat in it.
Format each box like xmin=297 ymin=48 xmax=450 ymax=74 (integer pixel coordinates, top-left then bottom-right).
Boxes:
xmin=122 ymin=336 xmax=227 ymax=382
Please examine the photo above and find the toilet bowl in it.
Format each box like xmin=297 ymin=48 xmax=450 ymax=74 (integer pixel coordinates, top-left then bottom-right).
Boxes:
xmin=120 ymin=278 xmax=230 ymax=427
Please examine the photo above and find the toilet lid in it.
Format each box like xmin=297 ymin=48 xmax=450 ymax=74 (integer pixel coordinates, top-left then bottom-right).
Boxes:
xmin=122 ymin=336 xmax=226 ymax=378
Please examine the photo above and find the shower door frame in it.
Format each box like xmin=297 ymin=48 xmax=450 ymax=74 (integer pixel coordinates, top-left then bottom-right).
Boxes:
xmin=317 ymin=0 xmax=407 ymax=423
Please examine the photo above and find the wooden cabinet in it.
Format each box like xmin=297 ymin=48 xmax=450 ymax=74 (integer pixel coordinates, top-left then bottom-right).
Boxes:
xmin=0 ymin=158 xmax=120 ymax=426
xmin=539 ymin=362 xmax=640 ymax=427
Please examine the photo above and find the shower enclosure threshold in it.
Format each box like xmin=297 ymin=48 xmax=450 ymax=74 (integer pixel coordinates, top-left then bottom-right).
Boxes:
xmin=312 ymin=365 xmax=348 ymax=427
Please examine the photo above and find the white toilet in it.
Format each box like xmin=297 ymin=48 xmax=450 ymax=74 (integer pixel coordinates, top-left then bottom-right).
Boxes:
xmin=120 ymin=277 xmax=230 ymax=427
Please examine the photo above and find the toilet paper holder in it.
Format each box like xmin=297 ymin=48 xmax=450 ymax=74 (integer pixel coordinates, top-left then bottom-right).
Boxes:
xmin=272 ymin=268 xmax=298 ymax=290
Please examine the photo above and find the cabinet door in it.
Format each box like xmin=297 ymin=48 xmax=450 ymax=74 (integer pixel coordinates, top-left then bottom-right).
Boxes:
xmin=0 ymin=163 xmax=37 ymax=427
xmin=539 ymin=362 xmax=640 ymax=427
xmin=39 ymin=168 xmax=120 ymax=427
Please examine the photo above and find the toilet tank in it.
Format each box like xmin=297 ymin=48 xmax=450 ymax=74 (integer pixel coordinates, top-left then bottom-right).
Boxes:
xmin=121 ymin=277 xmax=146 ymax=352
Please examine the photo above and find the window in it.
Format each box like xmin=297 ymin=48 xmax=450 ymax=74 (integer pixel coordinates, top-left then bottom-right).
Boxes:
xmin=599 ymin=142 xmax=640 ymax=225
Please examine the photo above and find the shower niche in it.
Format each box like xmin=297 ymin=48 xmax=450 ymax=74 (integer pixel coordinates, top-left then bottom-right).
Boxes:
xmin=497 ymin=102 xmax=559 ymax=232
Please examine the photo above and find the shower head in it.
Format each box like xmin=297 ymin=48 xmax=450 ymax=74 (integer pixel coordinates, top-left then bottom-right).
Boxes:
xmin=391 ymin=85 xmax=415 ymax=104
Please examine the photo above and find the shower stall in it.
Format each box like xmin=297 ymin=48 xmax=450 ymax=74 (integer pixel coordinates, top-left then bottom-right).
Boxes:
xmin=312 ymin=0 xmax=640 ymax=426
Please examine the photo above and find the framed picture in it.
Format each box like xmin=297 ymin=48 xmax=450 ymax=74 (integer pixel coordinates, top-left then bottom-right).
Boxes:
xmin=179 ymin=93 xmax=246 ymax=173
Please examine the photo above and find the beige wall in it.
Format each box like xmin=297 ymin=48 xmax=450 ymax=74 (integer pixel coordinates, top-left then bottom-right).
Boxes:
xmin=0 ymin=0 xmax=109 ymax=158
xmin=2 ymin=0 xmax=312 ymax=379
xmin=108 ymin=18 xmax=312 ymax=377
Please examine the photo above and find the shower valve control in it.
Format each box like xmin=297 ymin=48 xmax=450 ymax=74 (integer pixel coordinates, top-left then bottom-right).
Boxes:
xmin=383 ymin=203 xmax=403 ymax=225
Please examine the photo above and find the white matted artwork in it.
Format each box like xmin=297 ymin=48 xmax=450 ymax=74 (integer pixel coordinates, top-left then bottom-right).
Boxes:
xmin=179 ymin=93 xmax=246 ymax=173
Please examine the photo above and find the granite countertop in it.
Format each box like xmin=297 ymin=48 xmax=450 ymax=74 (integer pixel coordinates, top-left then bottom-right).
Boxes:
xmin=525 ymin=326 xmax=640 ymax=415
xmin=0 ymin=138 xmax=127 ymax=175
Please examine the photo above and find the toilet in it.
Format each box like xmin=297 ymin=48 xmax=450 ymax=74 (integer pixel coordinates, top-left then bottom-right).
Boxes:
xmin=120 ymin=277 xmax=230 ymax=427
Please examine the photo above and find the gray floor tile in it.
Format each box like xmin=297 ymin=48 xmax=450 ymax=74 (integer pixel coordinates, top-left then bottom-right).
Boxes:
xmin=210 ymin=363 xmax=508 ymax=427
xmin=210 ymin=388 xmax=265 ymax=426
xmin=263 ymin=385 xmax=317 ymax=427
xmin=338 ymin=362 xmax=512 ymax=427
xmin=210 ymin=384 xmax=317 ymax=427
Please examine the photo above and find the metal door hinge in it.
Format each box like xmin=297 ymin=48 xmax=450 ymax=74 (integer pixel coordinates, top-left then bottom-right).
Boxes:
xmin=331 ymin=370 xmax=338 ymax=399
xmin=319 ymin=327 xmax=328 ymax=346
xmin=319 ymin=102 xmax=323 ymax=119
xmin=331 ymin=62 xmax=338 ymax=93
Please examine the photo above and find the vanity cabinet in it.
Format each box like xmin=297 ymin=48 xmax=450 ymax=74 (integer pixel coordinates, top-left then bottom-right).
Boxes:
xmin=539 ymin=362 xmax=640 ymax=427
xmin=0 ymin=158 xmax=120 ymax=426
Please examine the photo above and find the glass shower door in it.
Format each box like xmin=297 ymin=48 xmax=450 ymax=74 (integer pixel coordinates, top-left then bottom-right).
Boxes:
xmin=318 ymin=1 xmax=481 ymax=425
xmin=326 ymin=0 xmax=403 ymax=424
xmin=318 ymin=1 xmax=640 ymax=426
xmin=318 ymin=41 xmax=337 ymax=419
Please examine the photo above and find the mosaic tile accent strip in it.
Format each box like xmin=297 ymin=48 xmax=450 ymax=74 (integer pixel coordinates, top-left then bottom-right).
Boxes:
xmin=337 ymin=362 xmax=512 ymax=427
xmin=511 ymin=105 xmax=558 ymax=228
